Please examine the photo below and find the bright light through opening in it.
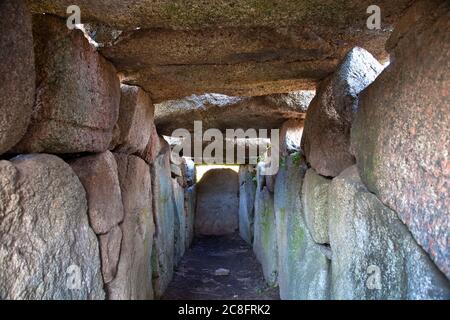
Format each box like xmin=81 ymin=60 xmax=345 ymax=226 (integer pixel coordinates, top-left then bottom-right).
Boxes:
xmin=196 ymin=165 xmax=239 ymax=183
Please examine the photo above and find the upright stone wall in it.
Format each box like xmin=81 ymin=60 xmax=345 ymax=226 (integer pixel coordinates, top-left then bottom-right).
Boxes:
xmin=173 ymin=178 xmax=186 ymax=265
xmin=69 ymin=152 xmax=124 ymax=286
xmin=238 ymin=165 xmax=256 ymax=244
xmin=13 ymin=15 xmax=120 ymax=154
xmin=253 ymin=171 xmax=278 ymax=286
xmin=351 ymin=1 xmax=450 ymax=278
xmin=0 ymin=9 xmax=196 ymax=300
xmin=151 ymin=139 xmax=176 ymax=298
xmin=302 ymin=169 xmax=331 ymax=245
xmin=329 ymin=167 xmax=449 ymax=300
xmin=301 ymin=47 xmax=383 ymax=177
xmin=0 ymin=0 xmax=35 ymax=156
xmin=274 ymin=154 xmax=330 ymax=300
xmin=185 ymin=185 xmax=197 ymax=249
xmin=112 ymin=85 xmax=155 ymax=155
xmin=0 ymin=155 xmax=105 ymax=299
xmin=107 ymin=154 xmax=155 ymax=300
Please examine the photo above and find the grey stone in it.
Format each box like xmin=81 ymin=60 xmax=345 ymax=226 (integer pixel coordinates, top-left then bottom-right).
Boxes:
xmin=238 ymin=165 xmax=256 ymax=244
xmin=184 ymin=185 xmax=196 ymax=250
xmin=155 ymin=92 xmax=312 ymax=135
xmin=69 ymin=151 xmax=124 ymax=235
xmin=99 ymin=226 xmax=122 ymax=284
xmin=253 ymin=164 xmax=279 ymax=286
xmin=0 ymin=0 xmax=34 ymax=155
xmin=151 ymin=142 xmax=176 ymax=298
xmin=351 ymin=2 xmax=450 ymax=278
xmin=302 ymin=47 xmax=383 ymax=177
xmin=0 ymin=154 xmax=105 ymax=300
xmin=328 ymin=166 xmax=450 ymax=300
xmin=195 ymin=169 xmax=239 ymax=236
xmin=173 ymin=179 xmax=186 ymax=264
xmin=275 ymin=154 xmax=330 ymax=300
xmin=184 ymin=157 xmax=196 ymax=186
xmin=302 ymin=169 xmax=331 ymax=244
xmin=107 ymin=154 xmax=154 ymax=300
xmin=280 ymin=119 xmax=304 ymax=156
xmin=253 ymin=185 xmax=278 ymax=287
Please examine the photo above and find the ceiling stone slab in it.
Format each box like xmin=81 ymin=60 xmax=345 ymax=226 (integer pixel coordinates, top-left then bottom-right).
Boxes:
xmin=155 ymin=91 xmax=314 ymax=136
xmin=27 ymin=0 xmax=413 ymax=30
xmin=28 ymin=0 xmax=413 ymax=101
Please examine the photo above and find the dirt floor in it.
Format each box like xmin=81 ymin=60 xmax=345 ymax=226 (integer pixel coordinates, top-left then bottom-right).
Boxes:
xmin=162 ymin=233 xmax=280 ymax=300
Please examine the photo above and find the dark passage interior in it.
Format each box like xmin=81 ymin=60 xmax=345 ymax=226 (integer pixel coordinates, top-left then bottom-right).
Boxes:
xmin=0 ymin=0 xmax=449 ymax=301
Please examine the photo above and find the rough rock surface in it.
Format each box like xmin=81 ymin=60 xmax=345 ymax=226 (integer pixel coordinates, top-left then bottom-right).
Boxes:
xmin=13 ymin=15 xmax=120 ymax=154
xmin=184 ymin=158 xmax=196 ymax=187
xmin=99 ymin=226 xmax=122 ymax=284
xmin=172 ymin=179 xmax=186 ymax=264
xmin=107 ymin=154 xmax=154 ymax=300
xmin=138 ymin=123 xmax=161 ymax=164
xmin=302 ymin=169 xmax=331 ymax=244
xmin=280 ymin=119 xmax=304 ymax=156
xmin=29 ymin=1 xmax=411 ymax=101
xmin=155 ymin=92 xmax=313 ymax=135
xmin=351 ymin=2 xmax=450 ymax=278
xmin=0 ymin=154 xmax=105 ymax=300
xmin=328 ymin=166 xmax=450 ymax=300
xmin=275 ymin=154 xmax=330 ymax=300
xmin=69 ymin=151 xmax=124 ymax=235
xmin=302 ymin=47 xmax=383 ymax=177
xmin=195 ymin=169 xmax=239 ymax=236
xmin=238 ymin=165 xmax=256 ymax=244
xmin=0 ymin=0 xmax=35 ymax=155
xmin=113 ymin=85 xmax=154 ymax=155
xmin=184 ymin=185 xmax=196 ymax=250
xmin=253 ymin=183 xmax=278 ymax=287
xmin=28 ymin=1 xmax=411 ymax=31
xmin=151 ymin=141 xmax=176 ymax=298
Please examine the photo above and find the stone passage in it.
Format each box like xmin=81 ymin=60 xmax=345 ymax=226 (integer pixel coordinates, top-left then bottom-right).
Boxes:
xmin=162 ymin=233 xmax=279 ymax=300
xmin=0 ymin=0 xmax=449 ymax=301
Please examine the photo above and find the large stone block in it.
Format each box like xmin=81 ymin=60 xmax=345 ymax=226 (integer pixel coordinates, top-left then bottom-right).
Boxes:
xmin=138 ymin=123 xmax=161 ymax=164
xmin=280 ymin=119 xmax=304 ymax=157
xmin=0 ymin=0 xmax=35 ymax=155
xmin=69 ymin=151 xmax=124 ymax=235
xmin=172 ymin=179 xmax=186 ymax=264
xmin=329 ymin=166 xmax=450 ymax=300
xmin=351 ymin=2 xmax=450 ymax=278
xmin=29 ymin=1 xmax=412 ymax=102
xmin=113 ymin=85 xmax=155 ymax=155
xmin=184 ymin=185 xmax=197 ymax=250
xmin=302 ymin=169 xmax=331 ymax=244
xmin=155 ymin=92 xmax=313 ymax=135
xmin=98 ymin=226 xmax=122 ymax=284
xmin=107 ymin=154 xmax=154 ymax=300
xmin=302 ymin=47 xmax=383 ymax=177
xmin=238 ymin=165 xmax=256 ymax=244
xmin=275 ymin=154 xmax=330 ymax=300
xmin=0 ymin=154 xmax=105 ymax=299
xmin=253 ymin=185 xmax=278 ymax=287
xmin=195 ymin=169 xmax=239 ymax=236
xmin=151 ymin=142 xmax=176 ymax=298
xmin=13 ymin=14 xmax=120 ymax=154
